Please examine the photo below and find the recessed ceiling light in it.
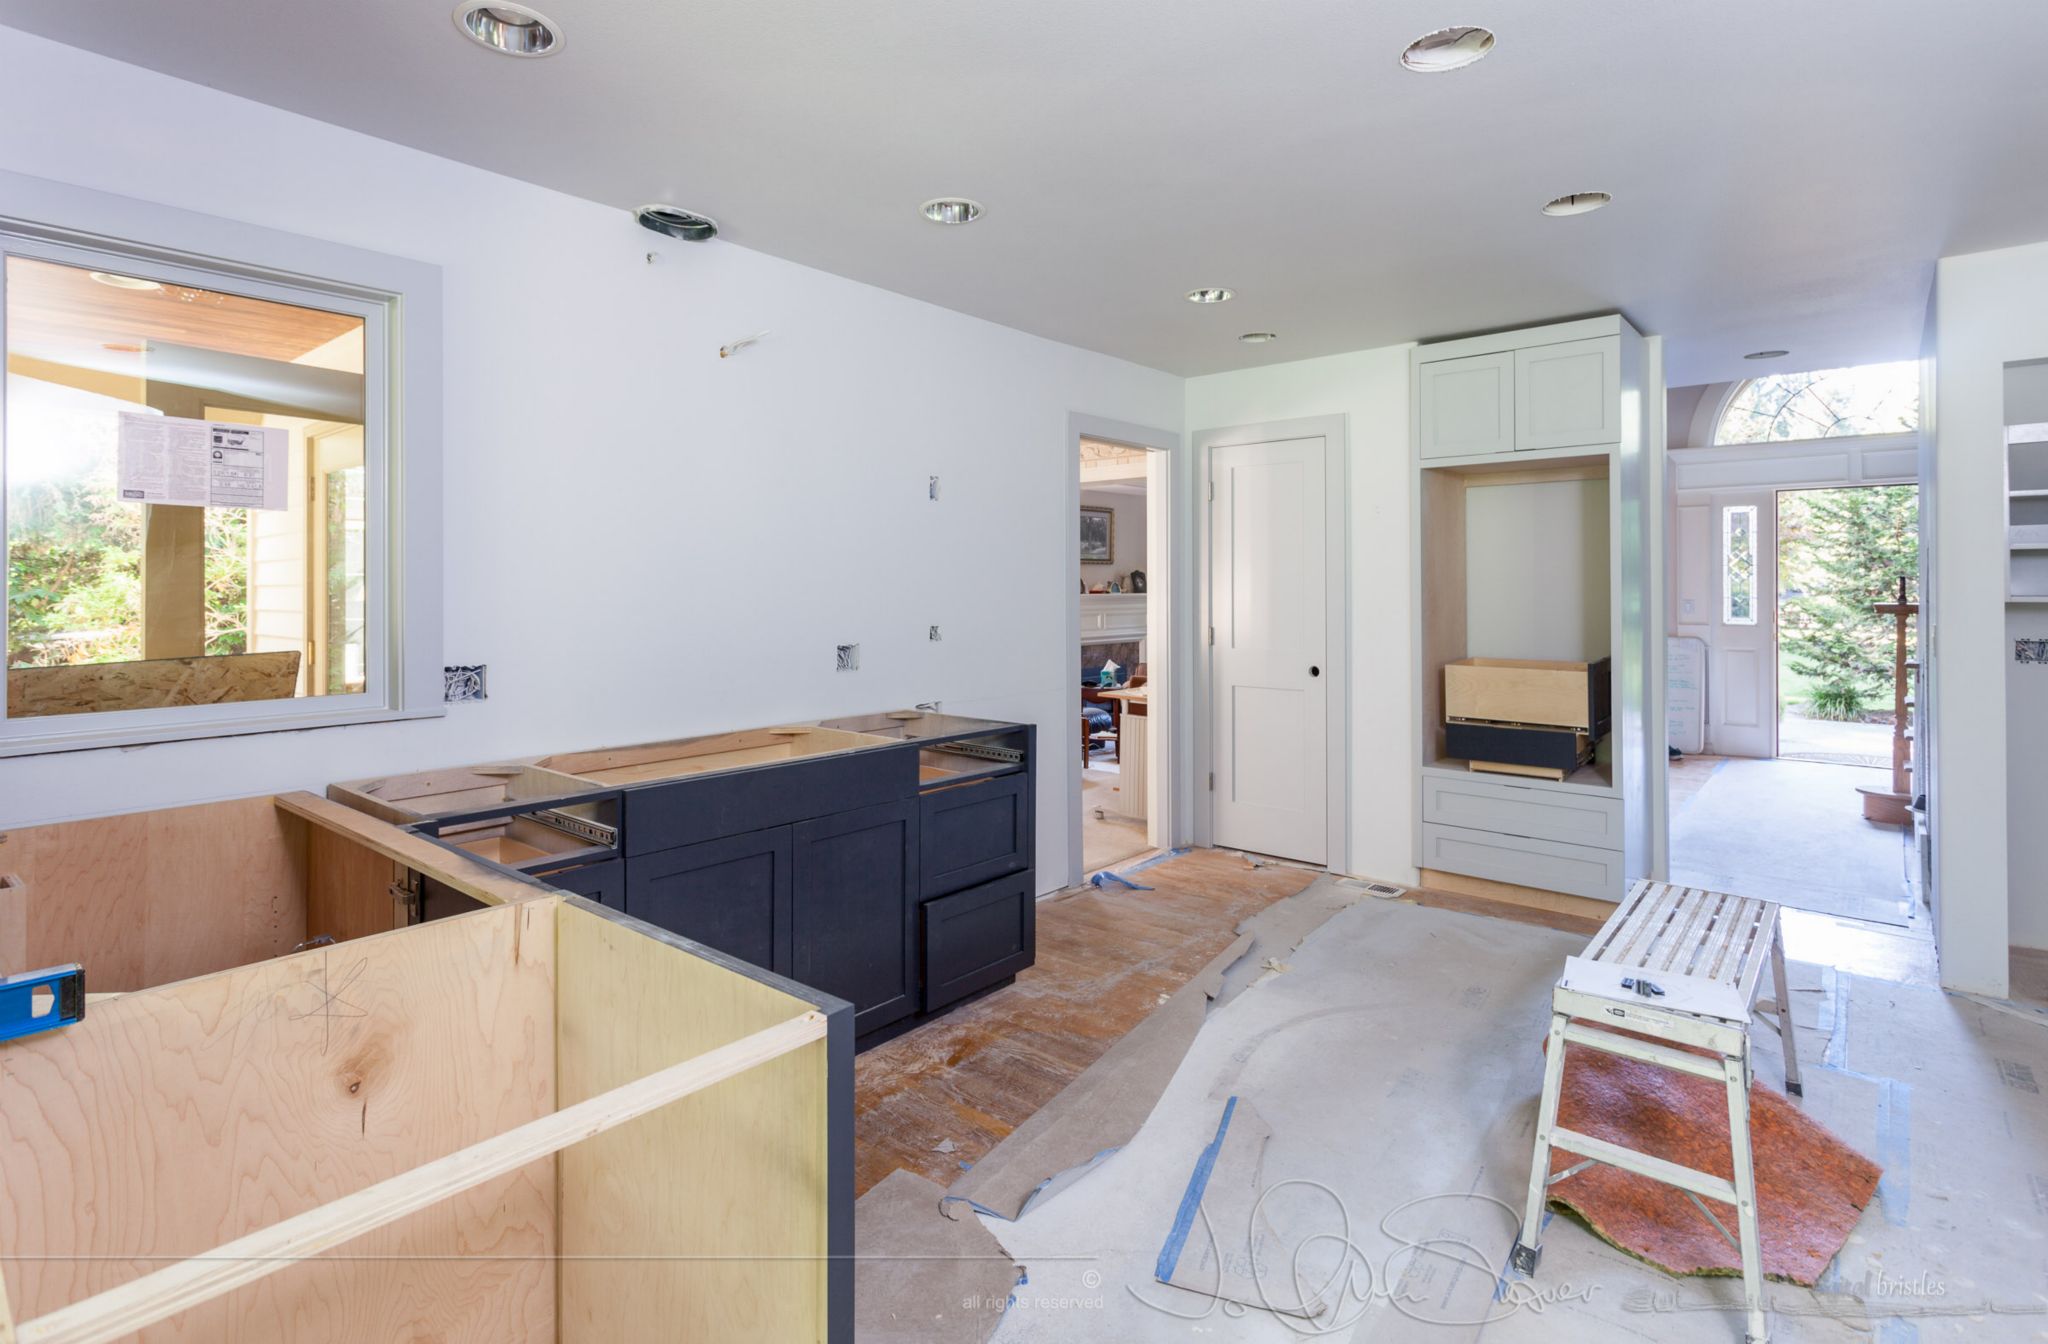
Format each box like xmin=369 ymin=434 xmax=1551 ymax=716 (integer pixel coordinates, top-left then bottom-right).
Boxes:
xmin=1238 ymin=332 xmax=1279 ymax=344
xmin=921 ymin=198 xmax=984 ymax=225
xmin=1541 ymin=191 xmax=1613 ymax=217
xmin=452 ymin=2 xmax=562 ymax=57
xmin=1401 ymin=26 xmax=1496 ymax=73
xmin=636 ymin=204 xmax=719 ymax=241
xmin=1187 ymin=288 xmax=1235 ymax=304
xmin=88 ymin=271 xmax=162 ymax=292
xmin=1744 ymin=349 xmax=1790 ymax=360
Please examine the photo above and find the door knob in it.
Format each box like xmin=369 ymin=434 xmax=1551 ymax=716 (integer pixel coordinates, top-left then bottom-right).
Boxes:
xmin=1310 ymin=666 xmax=1321 ymax=677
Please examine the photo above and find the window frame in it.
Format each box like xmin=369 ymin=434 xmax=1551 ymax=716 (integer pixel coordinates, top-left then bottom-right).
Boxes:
xmin=0 ymin=169 xmax=441 ymax=756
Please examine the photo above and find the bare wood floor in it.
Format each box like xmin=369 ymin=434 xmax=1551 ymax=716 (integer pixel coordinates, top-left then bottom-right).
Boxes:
xmin=853 ymin=849 xmax=1316 ymax=1196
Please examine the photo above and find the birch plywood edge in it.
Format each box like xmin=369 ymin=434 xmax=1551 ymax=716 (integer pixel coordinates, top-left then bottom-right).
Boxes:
xmin=0 ymin=899 xmax=560 ymax=1344
xmin=273 ymin=791 xmax=547 ymax=909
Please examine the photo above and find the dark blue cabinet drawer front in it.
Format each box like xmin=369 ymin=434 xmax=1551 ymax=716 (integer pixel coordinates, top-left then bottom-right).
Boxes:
xmin=535 ymin=857 xmax=624 ymax=907
xmin=623 ymin=747 xmax=917 ymax=857
xmin=792 ymin=800 xmax=918 ymax=1037
xmin=625 ymin=829 xmax=793 ymax=974
xmin=919 ymin=774 xmax=1030 ymax=897
xmin=923 ymin=872 xmax=1035 ymax=1011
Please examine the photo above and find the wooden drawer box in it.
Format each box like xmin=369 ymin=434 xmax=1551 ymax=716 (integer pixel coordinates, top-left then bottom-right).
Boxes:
xmin=923 ymin=872 xmax=1035 ymax=1011
xmin=1445 ymin=656 xmax=1611 ymax=733
xmin=1422 ymin=774 xmax=1624 ymax=851
xmin=1420 ymin=822 xmax=1624 ymax=901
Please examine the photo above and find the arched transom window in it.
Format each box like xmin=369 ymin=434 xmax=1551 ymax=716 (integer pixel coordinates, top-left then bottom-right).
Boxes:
xmin=1714 ymin=360 xmax=1920 ymax=445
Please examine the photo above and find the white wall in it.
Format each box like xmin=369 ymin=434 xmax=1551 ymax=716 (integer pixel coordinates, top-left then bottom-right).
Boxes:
xmin=1079 ymin=487 xmax=1146 ymax=588
xmin=1925 ymin=241 xmax=2048 ymax=991
xmin=1184 ymin=346 xmax=1414 ymax=884
xmin=0 ymin=27 xmax=1184 ymax=896
xmin=2006 ymin=362 xmax=2048 ymax=952
xmin=1465 ymin=478 xmax=1611 ymax=663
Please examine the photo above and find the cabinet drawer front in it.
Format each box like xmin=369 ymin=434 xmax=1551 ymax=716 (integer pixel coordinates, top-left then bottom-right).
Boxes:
xmin=1418 ymin=351 xmax=1515 ymax=459
xmin=1422 ymin=777 xmax=1623 ymax=851
xmin=920 ymin=773 xmax=1030 ymax=897
xmin=1420 ymin=822 xmax=1624 ymax=900
xmin=1515 ymin=336 xmax=1620 ymax=451
xmin=923 ymin=872 xmax=1035 ymax=1012
xmin=626 ymin=829 xmax=792 ymax=973
xmin=623 ymin=745 xmax=916 ymax=856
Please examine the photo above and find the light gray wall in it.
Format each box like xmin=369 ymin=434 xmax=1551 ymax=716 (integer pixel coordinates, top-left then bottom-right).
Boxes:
xmin=2008 ymin=362 xmax=2048 ymax=950
xmin=1465 ymin=478 xmax=1611 ymax=663
xmin=1079 ymin=487 xmax=1147 ymax=586
xmin=0 ymin=27 xmax=1185 ymax=900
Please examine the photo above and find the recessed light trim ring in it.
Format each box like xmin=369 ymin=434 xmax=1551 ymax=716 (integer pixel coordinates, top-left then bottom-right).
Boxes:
xmin=1744 ymin=349 xmax=1791 ymax=361
xmin=1239 ymin=332 xmax=1279 ymax=344
xmin=453 ymin=2 xmax=563 ymax=57
xmin=1541 ymin=191 xmax=1613 ymax=217
xmin=1187 ymin=288 xmax=1235 ymax=304
xmin=921 ymin=198 xmax=984 ymax=225
xmin=1401 ymin=26 xmax=1496 ymax=73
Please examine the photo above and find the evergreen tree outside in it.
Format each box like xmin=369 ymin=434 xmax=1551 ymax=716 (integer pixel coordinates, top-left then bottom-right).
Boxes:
xmin=1778 ymin=486 xmax=1918 ymax=721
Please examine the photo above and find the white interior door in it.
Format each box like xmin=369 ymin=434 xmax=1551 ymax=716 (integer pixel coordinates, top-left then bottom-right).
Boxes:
xmin=1706 ymin=490 xmax=1776 ymax=758
xmin=1210 ymin=437 xmax=1327 ymax=863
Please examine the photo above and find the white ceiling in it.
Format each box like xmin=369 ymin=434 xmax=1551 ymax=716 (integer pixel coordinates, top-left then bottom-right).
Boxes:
xmin=8 ymin=1 xmax=2047 ymax=384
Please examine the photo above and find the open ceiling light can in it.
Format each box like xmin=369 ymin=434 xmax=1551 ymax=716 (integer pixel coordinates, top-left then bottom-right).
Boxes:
xmin=452 ymin=3 xmax=563 ymax=57
xmin=1744 ymin=349 xmax=1791 ymax=361
xmin=636 ymin=204 xmax=720 ymax=242
xmin=1186 ymin=288 xmax=1235 ymax=304
xmin=1540 ymin=191 xmax=1613 ymax=217
xmin=921 ymin=198 xmax=984 ymax=225
xmin=1401 ymin=26 xmax=1496 ymax=73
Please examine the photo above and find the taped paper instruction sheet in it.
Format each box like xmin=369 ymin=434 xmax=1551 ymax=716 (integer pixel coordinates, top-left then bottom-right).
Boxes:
xmin=117 ymin=412 xmax=287 ymax=510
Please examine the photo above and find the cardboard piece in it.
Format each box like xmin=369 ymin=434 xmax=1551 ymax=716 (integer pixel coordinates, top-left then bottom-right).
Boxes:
xmin=856 ymin=1170 xmax=1021 ymax=1344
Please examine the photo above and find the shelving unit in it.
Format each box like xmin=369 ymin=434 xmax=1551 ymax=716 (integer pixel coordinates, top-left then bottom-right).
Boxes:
xmin=2009 ymin=423 xmax=2048 ymax=601
xmin=1411 ymin=316 xmax=1654 ymax=904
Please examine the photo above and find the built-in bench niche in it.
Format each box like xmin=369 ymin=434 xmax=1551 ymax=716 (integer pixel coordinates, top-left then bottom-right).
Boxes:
xmin=1419 ymin=453 xmax=1616 ymax=791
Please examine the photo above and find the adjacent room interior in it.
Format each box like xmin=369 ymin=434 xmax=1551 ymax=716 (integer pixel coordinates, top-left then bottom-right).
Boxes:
xmin=0 ymin=8 xmax=2044 ymax=1344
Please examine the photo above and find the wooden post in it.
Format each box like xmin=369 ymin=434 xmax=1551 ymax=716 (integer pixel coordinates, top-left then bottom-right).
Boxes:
xmin=1859 ymin=574 xmax=1918 ymax=826
xmin=139 ymin=504 xmax=206 ymax=659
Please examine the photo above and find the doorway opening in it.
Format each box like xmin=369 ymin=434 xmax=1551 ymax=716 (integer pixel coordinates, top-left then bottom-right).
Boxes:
xmin=1076 ymin=436 xmax=1162 ymax=875
xmin=1666 ymin=364 xmax=1927 ymax=937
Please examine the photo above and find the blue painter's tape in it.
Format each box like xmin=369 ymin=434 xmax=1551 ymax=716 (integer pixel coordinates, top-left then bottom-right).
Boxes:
xmin=1155 ymin=1096 xmax=1238 ymax=1284
xmin=1877 ymin=1317 xmax=1919 ymax=1343
xmin=1091 ymin=869 xmax=1154 ymax=892
xmin=1875 ymin=1079 xmax=1911 ymax=1227
xmin=1122 ymin=846 xmax=1191 ymax=874
xmin=1822 ymin=971 xmax=1852 ymax=1070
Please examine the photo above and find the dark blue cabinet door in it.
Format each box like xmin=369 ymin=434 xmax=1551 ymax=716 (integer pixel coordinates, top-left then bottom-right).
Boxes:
xmin=626 ymin=828 xmax=793 ymax=974
xmin=792 ymin=799 xmax=918 ymax=1036
xmin=534 ymin=857 xmax=624 ymax=907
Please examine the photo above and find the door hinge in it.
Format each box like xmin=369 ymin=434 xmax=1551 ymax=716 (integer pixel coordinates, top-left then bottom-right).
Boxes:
xmin=1208 ymin=625 xmax=1215 ymax=646
xmin=1208 ymin=772 xmax=1215 ymax=791
xmin=1208 ymin=479 xmax=1214 ymax=502
xmin=390 ymin=869 xmax=424 ymax=927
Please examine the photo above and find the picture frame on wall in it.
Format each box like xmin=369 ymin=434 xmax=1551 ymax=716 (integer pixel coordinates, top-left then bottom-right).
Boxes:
xmin=1080 ymin=505 xmax=1115 ymax=565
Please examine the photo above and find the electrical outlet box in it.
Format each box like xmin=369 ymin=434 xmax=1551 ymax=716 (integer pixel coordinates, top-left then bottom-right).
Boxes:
xmin=928 ymin=625 xmax=942 ymax=641
xmin=443 ymin=665 xmax=487 ymax=702
xmin=835 ymin=644 xmax=860 ymax=672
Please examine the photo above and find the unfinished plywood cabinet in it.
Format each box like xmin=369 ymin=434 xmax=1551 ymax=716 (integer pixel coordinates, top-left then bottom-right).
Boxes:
xmin=0 ymin=873 xmax=851 ymax=1341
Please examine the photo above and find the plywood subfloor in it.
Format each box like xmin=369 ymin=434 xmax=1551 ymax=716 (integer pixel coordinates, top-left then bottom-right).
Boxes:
xmin=853 ymin=849 xmax=1316 ymax=1196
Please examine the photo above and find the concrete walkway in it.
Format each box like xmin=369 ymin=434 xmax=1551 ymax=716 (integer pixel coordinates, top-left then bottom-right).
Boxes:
xmin=1778 ymin=711 xmax=1893 ymax=768
xmin=1669 ymin=756 xmax=1915 ymax=925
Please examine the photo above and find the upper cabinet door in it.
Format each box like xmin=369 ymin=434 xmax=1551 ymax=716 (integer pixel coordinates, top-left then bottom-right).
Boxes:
xmin=1515 ymin=336 xmax=1621 ymax=451
xmin=1417 ymin=351 xmax=1516 ymax=459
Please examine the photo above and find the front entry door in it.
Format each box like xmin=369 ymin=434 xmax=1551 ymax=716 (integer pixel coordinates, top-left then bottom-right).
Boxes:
xmin=1707 ymin=490 xmax=1777 ymax=758
xmin=1210 ymin=436 xmax=1328 ymax=864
